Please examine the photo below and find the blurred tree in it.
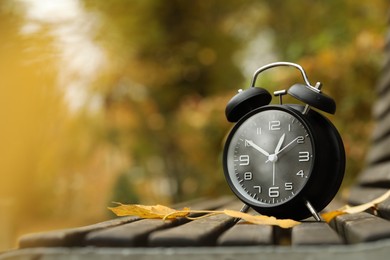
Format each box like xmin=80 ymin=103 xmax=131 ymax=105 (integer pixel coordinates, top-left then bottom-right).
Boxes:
xmin=0 ymin=0 xmax=127 ymax=232
xmin=0 ymin=1 xmax=62 ymax=212
xmin=265 ymin=0 xmax=388 ymax=185
xmin=83 ymin=0 xmax=268 ymax=202
xmin=111 ymin=170 xmax=139 ymax=205
xmin=83 ymin=0 xmax=387 ymax=203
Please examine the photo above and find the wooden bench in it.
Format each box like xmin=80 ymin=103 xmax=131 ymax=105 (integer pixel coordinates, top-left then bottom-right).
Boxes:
xmin=1 ymin=184 xmax=390 ymax=260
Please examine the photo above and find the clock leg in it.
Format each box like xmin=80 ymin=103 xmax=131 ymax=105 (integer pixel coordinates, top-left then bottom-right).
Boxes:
xmin=233 ymin=204 xmax=251 ymax=224
xmin=304 ymin=199 xmax=322 ymax=222
xmin=240 ymin=204 xmax=250 ymax=213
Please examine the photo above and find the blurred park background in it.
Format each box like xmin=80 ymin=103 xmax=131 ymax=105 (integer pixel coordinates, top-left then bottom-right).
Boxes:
xmin=0 ymin=0 xmax=388 ymax=250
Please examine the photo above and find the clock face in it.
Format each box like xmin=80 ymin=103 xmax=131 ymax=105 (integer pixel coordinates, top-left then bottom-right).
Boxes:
xmin=224 ymin=106 xmax=314 ymax=207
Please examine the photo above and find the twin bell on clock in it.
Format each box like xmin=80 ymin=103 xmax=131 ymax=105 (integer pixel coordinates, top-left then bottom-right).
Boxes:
xmin=222 ymin=62 xmax=345 ymax=221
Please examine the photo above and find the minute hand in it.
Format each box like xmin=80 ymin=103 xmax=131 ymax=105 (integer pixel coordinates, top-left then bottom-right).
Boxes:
xmin=275 ymin=136 xmax=300 ymax=155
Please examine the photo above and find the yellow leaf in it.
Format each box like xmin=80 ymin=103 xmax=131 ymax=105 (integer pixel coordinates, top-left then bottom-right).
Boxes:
xmin=321 ymin=210 xmax=346 ymax=223
xmin=108 ymin=203 xmax=190 ymax=220
xmin=108 ymin=203 xmax=300 ymax=228
xmin=343 ymin=189 xmax=390 ymax=214
xmin=321 ymin=189 xmax=390 ymax=222
xmin=223 ymin=209 xmax=300 ymax=228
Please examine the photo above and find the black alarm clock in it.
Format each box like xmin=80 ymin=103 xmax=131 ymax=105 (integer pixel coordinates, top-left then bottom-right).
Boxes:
xmin=223 ymin=62 xmax=345 ymax=221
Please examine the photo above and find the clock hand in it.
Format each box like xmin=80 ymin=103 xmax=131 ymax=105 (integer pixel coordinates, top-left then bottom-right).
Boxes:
xmin=276 ymin=136 xmax=300 ymax=155
xmin=272 ymin=161 xmax=276 ymax=186
xmin=264 ymin=134 xmax=285 ymax=164
xmin=245 ymin=140 xmax=270 ymax=157
xmin=274 ymin=133 xmax=285 ymax=154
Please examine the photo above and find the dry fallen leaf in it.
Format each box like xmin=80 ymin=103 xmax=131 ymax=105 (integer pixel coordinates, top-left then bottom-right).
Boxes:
xmin=223 ymin=209 xmax=300 ymax=228
xmin=321 ymin=189 xmax=390 ymax=223
xmin=320 ymin=210 xmax=346 ymax=223
xmin=109 ymin=190 xmax=390 ymax=228
xmin=108 ymin=203 xmax=190 ymax=220
xmin=108 ymin=203 xmax=299 ymax=228
xmin=343 ymin=190 xmax=390 ymax=214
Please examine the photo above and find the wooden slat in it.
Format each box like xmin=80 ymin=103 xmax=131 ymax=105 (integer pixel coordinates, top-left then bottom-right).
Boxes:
xmin=148 ymin=201 xmax=242 ymax=247
xmin=376 ymin=27 xmax=390 ymax=97
xmin=217 ymin=223 xmax=273 ymax=246
xmin=373 ymin=78 xmax=390 ymax=119
xmin=376 ymin=67 xmax=390 ymax=97
xmin=378 ymin=198 xmax=390 ymax=220
xmin=332 ymin=212 xmax=390 ymax=244
xmin=380 ymin=48 xmax=390 ymax=82
xmin=85 ymin=219 xmax=180 ymax=247
xmin=356 ymin=162 xmax=390 ymax=187
xmin=372 ymin=30 xmax=390 ymax=115
xmin=291 ymin=222 xmax=343 ymax=245
xmin=172 ymin=196 xmax=235 ymax=212
xmin=365 ymin=136 xmax=390 ymax=165
xmin=347 ymin=186 xmax=389 ymax=206
xmin=371 ymin=112 xmax=390 ymax=142
xmin=149 ymin=213 xmax=235 ymax=247
xmin=18 ymin=216 xmax=138 ymax=248
xmin=328 ymin=213 xmax=367 ymax=240
xmin=85 ymin=197 xmax=237 ymax=247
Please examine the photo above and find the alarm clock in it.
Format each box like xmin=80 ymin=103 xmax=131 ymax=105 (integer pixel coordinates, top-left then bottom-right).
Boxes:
xmin=223 ymin=62 xmax=345 ymax=221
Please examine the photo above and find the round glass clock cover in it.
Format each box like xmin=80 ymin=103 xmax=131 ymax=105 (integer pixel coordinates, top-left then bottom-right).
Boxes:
xmin=224 ymin=106 xmax=314 ymax=207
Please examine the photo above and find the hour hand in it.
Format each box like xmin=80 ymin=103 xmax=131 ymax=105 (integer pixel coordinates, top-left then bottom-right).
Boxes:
xmin=275 ymin=133 xmax=285 ymax=154
xmin=245 ymin=140 xmax=270 ymax=157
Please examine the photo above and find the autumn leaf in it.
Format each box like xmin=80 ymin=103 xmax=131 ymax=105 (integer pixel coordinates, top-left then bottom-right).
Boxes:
xmin=343 ymin=190 xmax=390 ymax=214
xmin=109 ymin=190 xmax=390 ymax=228
xmin=223 ymin=209 xmax=300 ymax=228
xmin=321 ymin=190 xmax=390 ymax=223
xmin=321 ymin=210 xmax=346 ymax=223
xmin=108 ymin=203 xmax=190 ymax=220
xmin=108 ymin=202 xmax=300 ymax=228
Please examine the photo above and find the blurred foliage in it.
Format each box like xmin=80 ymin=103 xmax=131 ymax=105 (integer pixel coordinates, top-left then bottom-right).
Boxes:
xmin=84 ymin=0 xmax=388 ymax=202
xmin=0 ymin=0 xmax=388 ymax=249
xmin=266 ymin=0 xmax=387 ymax=186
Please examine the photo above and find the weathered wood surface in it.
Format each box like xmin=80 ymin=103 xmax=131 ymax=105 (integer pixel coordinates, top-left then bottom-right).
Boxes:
xmin=291 ymin=222 xmax=343 ymax=245
xmin=19 ymin=196 xmax=235 ymax=249
xmin=3 ymin=242 xmax=390 ymax=260
xmin=347 ymin=186 xmax=389 ymax=206
xmin=332 ymin=212 xmax=390 ymax=244
xmin=357 ymin=162 xmax=390 ymax=187
xmin=10 ymin=194 xmax=390 ymax=252
xmin=149 ymin=201 xmax=242 ymax=247
xmin=217 ymin=222 xmax=273 ymax=246
xmin=3 ymin=198 xmax=390 ymax=260
xmin=18 ymin=216 xmax=139 ymax=248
